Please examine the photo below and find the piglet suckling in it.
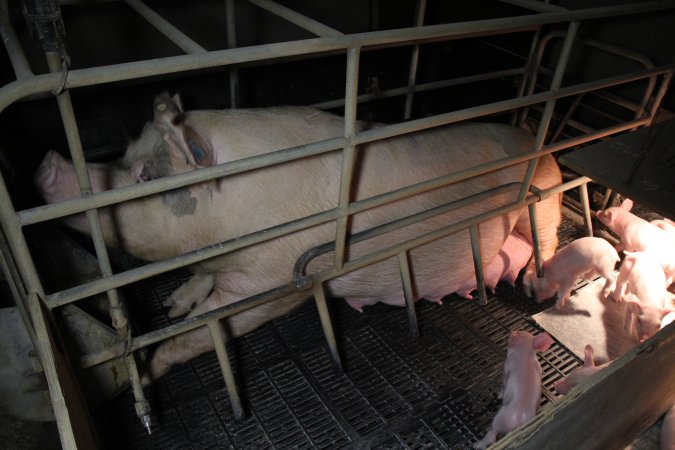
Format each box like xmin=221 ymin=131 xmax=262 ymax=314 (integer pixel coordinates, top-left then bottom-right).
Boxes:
xmin=553 ymin=344 xmax=610 ymax=395
xmin=613 ymin=252 xmax=674 ymax=342
xmin=530 ymin=236 xmax=619 ymax=309
xmin=474 ymin=331 xmax=554 ymax=449
xmin=597 ymin=199 xmax=675 ymax=285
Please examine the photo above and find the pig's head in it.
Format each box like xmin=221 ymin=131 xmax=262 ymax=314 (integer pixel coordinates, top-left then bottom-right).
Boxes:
xmin=508 ymin=330 xmax=554 ymax=353
xmin=528 ymin=271 xmax=557 ymax=303
xmin=624 ymin=293 xmax=675 ymax=342
xmin=595 ymin=198 xmax=633 ymax=229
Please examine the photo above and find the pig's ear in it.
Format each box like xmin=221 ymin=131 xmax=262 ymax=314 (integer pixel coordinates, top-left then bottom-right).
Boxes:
xmin=532 ymin=332 xmax=553 ymax=352
xmin=620 ymin=198 xmax=634 ymax=211
xmin=624 ymin=293 xmax=642 ymax=313
xmin=153 ymin=95 xmax=215 ymax=168
xmin=153 ymin=92 xmax=183 ymax=123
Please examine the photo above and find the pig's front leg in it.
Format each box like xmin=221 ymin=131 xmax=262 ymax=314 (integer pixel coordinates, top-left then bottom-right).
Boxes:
xmin=143 ymin=282 xmax=307 ymax=384
xmin=162 ymin=273 xmax=215 ymax=318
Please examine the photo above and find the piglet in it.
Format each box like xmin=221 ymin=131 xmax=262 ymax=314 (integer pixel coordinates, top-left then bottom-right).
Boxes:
xmin=597 ymin=199 xmax=675 ymax=285
xmin=474 ymin=331 xmax=554 ymax=449
xmin=553 ymin=344 xmax=610 ymax=395
xmin=613 ymin=252 xmax=674 ymax=342
xmin=662 ymin=403 xmax=675 ymax=450
xmin=530 ymin=237 xmax=619 ymax=309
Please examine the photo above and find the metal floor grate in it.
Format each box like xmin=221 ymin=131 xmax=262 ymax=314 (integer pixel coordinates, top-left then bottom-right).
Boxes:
xmin=92 ymin=258 xmax=584 ymax=449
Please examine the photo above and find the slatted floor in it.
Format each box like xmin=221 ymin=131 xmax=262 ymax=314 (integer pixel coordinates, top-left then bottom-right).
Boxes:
xmin=92 ymin=249 xmax=584 ymax=449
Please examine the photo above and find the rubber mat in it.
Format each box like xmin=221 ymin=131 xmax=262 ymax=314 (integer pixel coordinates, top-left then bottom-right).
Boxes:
xmin=92 ymin=245 xmax=585 ymax=449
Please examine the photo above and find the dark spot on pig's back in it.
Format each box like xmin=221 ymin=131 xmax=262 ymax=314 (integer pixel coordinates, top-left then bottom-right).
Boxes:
xmin=162 ymin=188 xmax=197 ymax=216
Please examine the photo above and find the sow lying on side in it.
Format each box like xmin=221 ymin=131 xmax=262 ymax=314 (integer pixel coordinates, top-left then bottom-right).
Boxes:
xmin=34 ymin=94 xmax=562 ymax=382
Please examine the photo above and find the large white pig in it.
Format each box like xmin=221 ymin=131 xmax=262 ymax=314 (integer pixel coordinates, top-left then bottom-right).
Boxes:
xmin=35 ymin=94 xmax=562 ymax=382
xmin=474 ymin=330 xmax=554 ymax=449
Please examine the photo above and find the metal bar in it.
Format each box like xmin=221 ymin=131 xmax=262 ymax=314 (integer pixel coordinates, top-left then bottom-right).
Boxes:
xmin=398 ymin=251 xmax=419 ymax=337
xmin=497 ymin=0 xmax=566 ymax=13
xmin=21 ymin=63 xmax=669 ymax=229
xmin=333 ymin=47 xmax=360 ymax=270
xmin=207 ymin=320 xmax=244 ymax=419
xmin=313 ymin=283 xmax=342 ymax=369
xmin=469 ymin=224 xmax=488 ymax=305
xmin=647 ymin=66 xmax=675 ymax=121
xmin=403 ymin=0 xmax=426 ymax=120
xmin=41 ymin=117 xmax=651 ymax=309
xmin=80 ymin=277 xmax=312 ymax=369
xmin=518 ymin=21 xmax=580 ymax=202
xmin=124 ymin=0 xmax=207 ymax=54
xmin=46 ymin=51 xmax=152 ymax=435
xmin=514 ymin=27 xmax=541 ymax=126
xmin=225 ymin=0 xmax=239 ymax=108
xmin=579 ymin=182 xmax=593 ymax=237
xmin=245 ymin=0 xmax=342 ymax=37
xmin=313 ymin=67 xmax=525 ymax=110
xmin=1 ymin=1 xmax=674 ymax=110
xmin=0 ymin=1 xmax=33 ymax=78
xmin=0 ymin=228 xmax=38 ymax=347
xmin=549 ymin=93 xmax=584 ymax=143
xmin=528 ymin=202 xmax=544 ymax=277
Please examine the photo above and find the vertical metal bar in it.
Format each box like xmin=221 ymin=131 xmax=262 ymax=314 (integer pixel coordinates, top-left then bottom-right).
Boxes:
xmin=207 ymin=321 xmax=244 ymax=419
xmin=45 ymin=51 xmax=152 ymax=434
xmin=398 ymin=251 xmax=419 ymax=337
xmin=313 ymin=283 xmax=342 ymax=369
xmin=0 ymin=0 xmax=33 ymax=79
xmin=469 ymin=225 xmax=488 ymax=305
xmin=334 ymin=47 xmax=361 ymax=270
xmin=518 ymin=21 xmax=580 ymax=202
xmin=516 ymin=28 xmax=543 ymax=127
xmin=579 ymin=182 xmax=593 ymax=237
xmin=403 ymin=0 xmax=426 ymax=120
xmin=646 ymin=64 xmax=674 ymax=122
xmin=528 ymin=203 xmax=544 ymax=278
xmin=225 ymin=0 xmax=239 ymax=108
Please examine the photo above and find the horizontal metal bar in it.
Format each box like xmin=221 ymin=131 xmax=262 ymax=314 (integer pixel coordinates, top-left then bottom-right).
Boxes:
xmin=19 ymin=64 xmax=670 ymax=228
xmin=124 ymin=0 xmax=207 ymax=54
xmin=79 ymin=277 xmax=312 ymax=368
xmin=246 ymin=0 xmax=343 ymax=37
xmin=1 ymin=1 xmax=673 ymax=111
xmin=311 ymin=67 xmax=525 ymax=110
xmin=497 ymin=0 xmax=567 ymax=13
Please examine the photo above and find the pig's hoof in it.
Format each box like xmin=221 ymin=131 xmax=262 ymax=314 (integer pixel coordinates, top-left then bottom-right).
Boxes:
xmin=167 ymin=303 xmax=192 ymax=318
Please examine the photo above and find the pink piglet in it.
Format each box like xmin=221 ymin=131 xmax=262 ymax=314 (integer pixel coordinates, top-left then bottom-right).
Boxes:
xmin=474 ymin=331 xmax=554 ymax=449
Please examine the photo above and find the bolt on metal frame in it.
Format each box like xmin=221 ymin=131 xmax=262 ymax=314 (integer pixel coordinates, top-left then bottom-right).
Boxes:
xmin=0 ymin=0 xmax=674 ymax=448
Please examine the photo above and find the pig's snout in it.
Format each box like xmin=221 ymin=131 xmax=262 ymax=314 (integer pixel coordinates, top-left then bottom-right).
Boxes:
xmin=34 ymin=150 xmax=85 ymax=204
xmin=34 ymin=150 xmax=62 ymax=196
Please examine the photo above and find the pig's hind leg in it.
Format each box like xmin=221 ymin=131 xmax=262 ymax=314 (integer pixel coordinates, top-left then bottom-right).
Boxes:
xmin=162 ymin=273 xmax=215 ymax=318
